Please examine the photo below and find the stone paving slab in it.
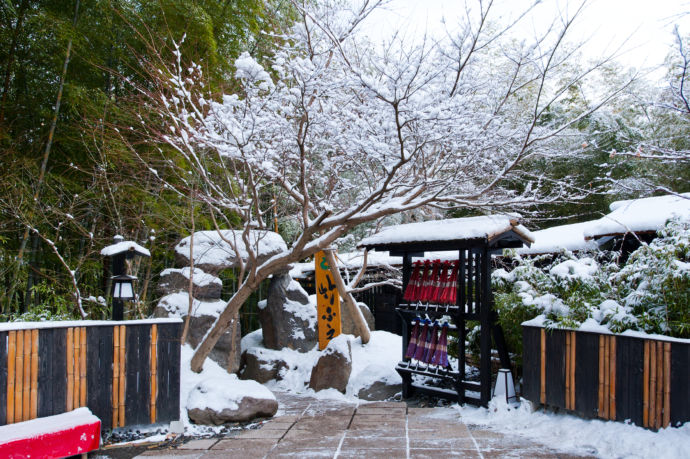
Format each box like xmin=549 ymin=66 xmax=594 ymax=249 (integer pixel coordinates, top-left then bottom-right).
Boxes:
xmin=133 ymin=391 xmax=594 ymax=459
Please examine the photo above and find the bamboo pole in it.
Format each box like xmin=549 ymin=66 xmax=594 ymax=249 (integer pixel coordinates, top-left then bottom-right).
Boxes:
xmin=15 ymin=329 xmax=24 ymax=422
xmin=30 ymin=329 xmax=38 ymax=419
xmin=565 ymin=333 xmax=571 ymax=410
xmin=119 ymin=325 xmax=126 ymax=427
xmin=609 ymin=336 xmax=616 ymax=421
xmin=73 ymin=327 xmax=80 ymax=409
xmin=7 ymin=330 xmax=16 ymax=424
xmin=150 ymin=325 xmax=158 ymax=424
xmin=112 ymin=325 xmax=120 ymax=428
xmin=649 ymin=340 xmax=657 ymax=429
xmin=570 ymin=332 xmax=576 ymax=410
xmin=603 ymin=335 xmax=610 ymax=419
xmin=22 ymin=329 xmax=30 ymax=421
xmin=598 ymin=335 xmax=605 ymax=417
xmin=642 ymin=339 xmax=649 ymax=427
xmin=663 ymin=342 xmax=671 ymax=428
xmin=80 ymin=327 xmax=87 ymax=407
xmin=655 ymin=341 xmax=663 ymax=429
xmin=323 ymin=249 xmax=370 ymax=344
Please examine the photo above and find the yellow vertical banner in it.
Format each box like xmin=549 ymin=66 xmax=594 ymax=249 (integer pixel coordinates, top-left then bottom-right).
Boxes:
xmin=315 ymin=250 xmax=341 ymax=350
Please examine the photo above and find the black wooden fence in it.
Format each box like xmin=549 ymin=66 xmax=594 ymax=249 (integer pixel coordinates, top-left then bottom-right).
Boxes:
xmin=0 ymin=319 xmax=182 ymax=431
xmin=523 ymin=325 xmax=690 ymax=429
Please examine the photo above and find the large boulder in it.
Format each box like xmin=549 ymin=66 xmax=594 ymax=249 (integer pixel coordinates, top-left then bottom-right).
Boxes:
xmin=240 ymin=349 xmax=289 ymax=384
xmin=154 ymin=292 xmax=241 ymax=373
xmin=187 ymin=377 xmax=278 ymax=425
xmin=340 ymin=301 xmax=375 ymax=335
xmin=175 ymin=230 xmax=288 ymax=274
xmin=356 ymin=380 xmax=402 ymax=401
xmin=157 ymin=267 xmax=222 ymax=300
xmin=309 ymin=335 xmax=352 ymax=393
xmin=258 ymin=273 xmax=317 ymax=352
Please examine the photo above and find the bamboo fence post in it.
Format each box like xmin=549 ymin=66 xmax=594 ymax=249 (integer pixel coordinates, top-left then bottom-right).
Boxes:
xmin=565 ymin=333 xmax=569 ymax=410
xmin=663 ymin=342 xmax=671 ymax=428
xmin=570 ymin=332 xmax=576 ymax=410
xmin=80 ymin=327 xmax=87 ymax=407
xmin=15 ymin=329 xmax=24 ymax=422
xmin=30 ymin=329 xmax=38 ymax=419
xmin=22 ymin=329 xmax=30 ymax=421
xmin=655 ymin=341 xmax=663 ymax=429
xmin=649 ymin=340 xmax=657 ymax=429
xmin=598 ymin=335 xmax=605 ymax=417
xmin=73 ymin=327 xmax=80 ymax=410
xmin=150 ymin=325 xmax=158 ymax=424
xmin=112 ymin=325 xmax=120 ymax=428
xmin=609 ymin=336 xmax=616 ymax=420
xmin=642 ymin=339 xmax=649 ymax=427
xmin=7 ymin=330 xmax=16 ymax=424
xmin=119 ymin=325 xmax=126 ymax=427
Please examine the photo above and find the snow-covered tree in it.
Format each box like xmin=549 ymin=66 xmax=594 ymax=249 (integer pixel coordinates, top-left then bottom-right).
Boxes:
xmin=130 ymin=0 xmax=633 ymax=372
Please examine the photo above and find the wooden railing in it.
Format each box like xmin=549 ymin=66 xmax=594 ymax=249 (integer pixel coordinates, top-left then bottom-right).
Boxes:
xmin=522 ymin=326 xmax=689 ymax=429
xmin=0 ymin=319 xmax=182 ymax=431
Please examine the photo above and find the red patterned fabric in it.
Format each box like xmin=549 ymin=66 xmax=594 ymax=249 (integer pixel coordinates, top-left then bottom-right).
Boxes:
xmin=403 ymin=261 xmax=423 ymax=302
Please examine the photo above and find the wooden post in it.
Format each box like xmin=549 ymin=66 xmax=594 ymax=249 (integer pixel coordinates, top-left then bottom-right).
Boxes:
xmin=649 ymin=340 xmax=657 ymax=429
xmin=323 ymin=249 xmax=369 ymax=344
xmin=15 ymin=329 xmax=24 ymax=422
xmin=73 ymin=327 xmax=80 ymax=410
xmin=150 ymin=325 xmax=158 ymax=424
xmin=30 ymin=329 xmax=38 ymax=419
xmin=80 ymin=327 xmax=87 ymax=407
xmin=570 ymin=332 xmax=576 ymax=410
xmin=112 ymin=325 xmax=120 ymax=428
xmin=7 ymin=330 xmax=16 ymax=424
xmin=119 ymin=325 xmax=126 ymax=428
xmin=609 ymin=336 xmax=616 ymax=421
xmin=565 ymin=332 xmax=571 ymax=410
xmin=22 ymin=330 xmax=30 ymax=421
xmin=642 ymin=339 xmax=649 ymax=427
xmin=655 ymin=341 xmax=663 ymax=429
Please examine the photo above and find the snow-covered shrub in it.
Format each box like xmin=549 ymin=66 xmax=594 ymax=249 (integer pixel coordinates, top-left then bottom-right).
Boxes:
xmin=493 ymin=218 xmax=690 ymax=340
xmin=609 ymin=218 xmax=690 ymax=337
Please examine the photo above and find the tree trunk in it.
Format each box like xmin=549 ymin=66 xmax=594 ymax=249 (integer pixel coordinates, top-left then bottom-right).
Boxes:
xmin=181 ymin=187 xmax=195 ymax=344
xmin=190 ymin=280 xmax=256 ymax=373
xmin=324 ymin=249 xmax=370 ymax=344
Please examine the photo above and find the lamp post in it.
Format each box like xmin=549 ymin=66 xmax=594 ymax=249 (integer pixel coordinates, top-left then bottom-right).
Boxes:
xmin=101 ymin=236 xmax=151 ymax=320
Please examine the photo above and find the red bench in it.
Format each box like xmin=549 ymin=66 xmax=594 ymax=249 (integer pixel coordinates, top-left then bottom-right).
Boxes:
xmin=0 ymin=407 xmax=100 ymax=458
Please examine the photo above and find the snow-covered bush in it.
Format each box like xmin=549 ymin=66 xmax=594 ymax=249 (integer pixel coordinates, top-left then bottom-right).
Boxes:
xmin=493 ymin=218 xmax=690 ymax=340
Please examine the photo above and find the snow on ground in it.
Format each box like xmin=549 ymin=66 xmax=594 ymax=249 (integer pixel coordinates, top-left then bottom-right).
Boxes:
xmin=241 ymin=329 xmax=402 ymax=401
xmin=179 ymin=328 xmax=689 ymax=457
xmin=454 ymin=397 xmax=690 ymax=459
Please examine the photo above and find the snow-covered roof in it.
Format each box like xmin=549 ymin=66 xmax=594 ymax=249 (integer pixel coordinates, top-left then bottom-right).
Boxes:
xmin=175 ymin=230 xmax=287 ymax=270
xmin=100 ymin=240 xmax=150 ymax=257
xmin=358 ymin=215 xmax=534 ymax=250
xmin=517 ymin=221 xmax=600 ymax=255
xmin=584 ymin=193 xmax=690 ymax=240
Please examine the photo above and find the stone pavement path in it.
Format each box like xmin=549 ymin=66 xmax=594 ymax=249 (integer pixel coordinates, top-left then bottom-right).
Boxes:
xmin=132 ymin=392 xmax=590 ymax=458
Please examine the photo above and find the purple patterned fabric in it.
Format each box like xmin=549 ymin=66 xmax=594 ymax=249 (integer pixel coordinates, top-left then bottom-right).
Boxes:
xmin=423 ymin=322 xmax=439 ymax=363
xmin=405 ymin=318 xmax=421 ymax=359
xmin=431 ymin=324 xmax=449 ymax=367
xmin=413 ymin=320 xmax=430 ymax=361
